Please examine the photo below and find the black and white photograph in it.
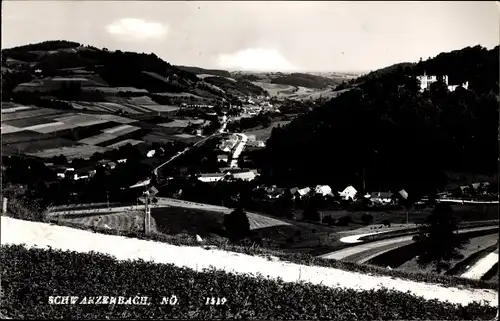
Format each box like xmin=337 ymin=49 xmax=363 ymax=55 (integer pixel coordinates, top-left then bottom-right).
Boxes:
xmin=1 ymin=1 xmax=499 ymax=319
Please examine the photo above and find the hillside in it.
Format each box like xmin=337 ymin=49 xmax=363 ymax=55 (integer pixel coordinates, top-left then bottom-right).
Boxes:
xmin=1 ymin=40 xmax=265 ymax=104
xmin=232 ymin=71 xmax=353 ymax=90
xmin=351 ymin=62 xmax=416 ymax=85
xmin=258 ymin=45 xmax=499 ymax=196
xmin=270 ymin=72 xmax=343 ymax=89
xmin=175 ymin=65 xmax=231 ymax=78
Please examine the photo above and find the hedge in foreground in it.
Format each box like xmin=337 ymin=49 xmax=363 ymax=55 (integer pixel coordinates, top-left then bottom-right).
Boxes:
xmin=0 ymin=245 xmax=496 ymax=320
xmin=45 ymin=218 xmax=498 ymax=290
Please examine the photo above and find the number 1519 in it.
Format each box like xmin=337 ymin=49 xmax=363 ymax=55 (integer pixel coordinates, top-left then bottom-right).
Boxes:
xmin=205 ymin=297 xmax=227 ymax=305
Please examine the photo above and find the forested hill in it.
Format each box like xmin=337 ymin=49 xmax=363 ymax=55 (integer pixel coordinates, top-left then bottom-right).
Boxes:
xmin=260 ymin=45 xmax=499 ymax=197
xmin=175 ymin=65 xmax=231 ymax=78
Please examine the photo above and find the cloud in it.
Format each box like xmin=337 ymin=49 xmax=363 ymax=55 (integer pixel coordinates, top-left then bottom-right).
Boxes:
xmin=216 ymin=48 xmax=297 ymax=72
xmin=106 ymin=18 xmax=168 ymax=41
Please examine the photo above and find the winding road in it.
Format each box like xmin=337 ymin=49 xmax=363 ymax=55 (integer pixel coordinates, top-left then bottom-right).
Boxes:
xmin=318 ymin=225 xmax=499 ymax=262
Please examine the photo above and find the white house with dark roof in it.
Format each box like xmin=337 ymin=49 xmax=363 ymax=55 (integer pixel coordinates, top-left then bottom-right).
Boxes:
xmin=297 ymin=187 xmax=311 ymax=198
xmin=315 ymin=185 xmax=332 ymax=196
xmin=339 ymin=186 xmax=357 ymax=200
xmin=198 ymin=173 xmax=227 ymax=183
xmin=232 ymin=171 xmax=257 ymax=181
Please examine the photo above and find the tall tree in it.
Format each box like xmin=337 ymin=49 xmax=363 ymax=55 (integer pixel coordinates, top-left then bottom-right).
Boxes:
xmin=412 ymin=203 xmax=468 ymax=273
xmin=223 ymin=206 xmax=251 ymax=241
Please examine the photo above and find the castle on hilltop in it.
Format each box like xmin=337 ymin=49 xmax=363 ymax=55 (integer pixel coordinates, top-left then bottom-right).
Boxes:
xmin=416 ymin=72 xmax=469 ymax=93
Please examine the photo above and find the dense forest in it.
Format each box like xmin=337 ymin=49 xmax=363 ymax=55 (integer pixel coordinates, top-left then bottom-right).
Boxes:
xmin=259 ymin=45 xmax=499 ymax=198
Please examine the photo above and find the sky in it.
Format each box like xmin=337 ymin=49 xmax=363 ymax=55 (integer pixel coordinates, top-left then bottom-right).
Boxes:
xmin=2 ymin=1 xmax=499 ymax=73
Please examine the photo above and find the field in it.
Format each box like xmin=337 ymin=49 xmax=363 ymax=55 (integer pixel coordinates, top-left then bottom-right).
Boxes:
xmin=28 ymin=145 xmax=108 ymax=159
xmin=1 ymin=104 xmax=33 ymax=113
xmin=51 ymin=200 xmax=346 ymax=252
xmin=0 ymin=104 xmax=199 ymax=158
xmin=70 ymin=101 xmax=161 ymax=115
xmin=3 ymin=116 xmax=56 ymax=128
xmin=242 ymin=120 xmax=291 ymax=141
xmin=1 ymin=108 xmax=67 ymax=121
xmin=2 ymin=138 xmax=79 ymax=154
xmin=160 ymin=119 xmax=201 ymax=128
xmin=141 ymin=105 xmax=180 ymax=113
xmin=106 ymin=139 xmax=143 ymax=149
xmin=55 ymin=211 xmax=152 ymax=232
xmin=102 ymin=124 xmax=140 ymax=135
xmin=78 ymin=132 xmax=118 ymax=145
xmin=1 ymin=130 xmax=55 ymax=144
xmin=95 ymin=128 xmax=152 ymax=148
xmin=250 ymin=81 xmax=350 ymax=101
xmin=0 ymin=124 xmax=26 ymax=135
xmin=54 ymin=114 xmax=110 ymax=127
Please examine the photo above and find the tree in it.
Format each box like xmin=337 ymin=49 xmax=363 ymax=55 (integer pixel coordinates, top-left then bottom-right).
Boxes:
xmin=412 ymin=203 xmax=468 ymax=273
xmin=322 ymin=215 xmax=333 ymax=225
xmin=361 ymin=213 xmax=374 ymax=225
xmin=337 ymin=216 xmax=352 ymax=226
xmin=302 ymin=199 xmax=321 ymax=222
xmin=223 ymin=206 xmax=251 ymax=241
xmin=52 ymin=154 xmax=68 ymax=166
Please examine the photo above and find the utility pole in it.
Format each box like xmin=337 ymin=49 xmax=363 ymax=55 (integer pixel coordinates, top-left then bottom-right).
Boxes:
xmin=144 ymin=193 xmax=150 ymax=235
xmin=106 ymin=191 xmax=109 ymax=208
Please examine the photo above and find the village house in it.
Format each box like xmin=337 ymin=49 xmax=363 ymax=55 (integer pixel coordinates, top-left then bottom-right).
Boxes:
xmin=246 ymin=140 xmax=265 ymax=148
xmin=264 ymin=185 xmax=286 ymax=199
xmin=217 ymin=154 xmax=229 ymax=163
xmin=55 ymin=166 xmax=75 ymax=179
xmin=315 ymin=185 xmax=332 ymax=196
xmin=72 ymin=168 xmax=91 ymax=181
xmin=295 ymin=187 xmax=312 ymax=199
xmin=338 ymin=186 xmax=357 ymax=201
xmin=231 ymin=170 xmax=257 ymax=181
xmin=370 ymin=192 xmax=394 ymax=204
